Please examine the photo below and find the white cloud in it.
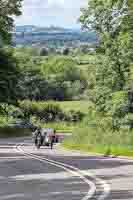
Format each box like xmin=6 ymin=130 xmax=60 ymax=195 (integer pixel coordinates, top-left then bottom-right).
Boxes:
xmin=48 ymin=0 xmax=65 ymax=6
xmin=15 ymin=0 xmax=87 ymax=28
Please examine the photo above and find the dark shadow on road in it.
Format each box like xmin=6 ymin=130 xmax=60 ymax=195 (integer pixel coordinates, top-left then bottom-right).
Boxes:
xmin=98 ymin=173 xmax=133 ymax=181
xmin=35 ymin=153 xmax=133 ymax=171
xmin=110 ymin=189 xmax=133 ymax=199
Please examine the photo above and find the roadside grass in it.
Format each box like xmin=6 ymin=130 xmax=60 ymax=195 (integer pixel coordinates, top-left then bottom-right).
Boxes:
xmin=62 ymin=105 xmax=133 ymax=157
xmin=63 ymin=141 xmax=133 ymax=157
xmin=62 ymin=123 xmax=133 ymax=157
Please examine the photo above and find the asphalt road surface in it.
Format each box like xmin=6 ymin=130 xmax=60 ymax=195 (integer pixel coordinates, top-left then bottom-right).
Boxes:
xmin=0 ymin=137 xmax=133 ymax=200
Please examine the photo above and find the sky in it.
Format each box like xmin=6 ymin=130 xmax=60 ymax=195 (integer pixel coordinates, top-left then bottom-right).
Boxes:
xmin=15 ymin=0 xmax=87 ymax=28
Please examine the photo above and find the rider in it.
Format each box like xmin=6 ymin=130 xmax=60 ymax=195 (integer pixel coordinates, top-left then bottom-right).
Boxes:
xmin=50 ymin=129 xmax=56 ymax=149
xmin=34 ymin=127 xmax=43 ymax=146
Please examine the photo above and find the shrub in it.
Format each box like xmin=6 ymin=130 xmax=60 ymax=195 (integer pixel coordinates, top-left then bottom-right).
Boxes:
xmin=37 ymin=104 xmax=63 ymax=122
xmin=39 ymin=47 xmax=49 ymax=56
xmin=62 ymin=48 xmax=70 ymax=55
xmin=19 ymin=101 xmax=85 ymax=123
xmin=65 ymin=110 xmax=85 ymax=122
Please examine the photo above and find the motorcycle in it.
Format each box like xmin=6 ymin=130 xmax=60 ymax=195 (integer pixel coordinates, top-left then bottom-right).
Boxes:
xmin=33 ymin=128 xmax=58 ymax=149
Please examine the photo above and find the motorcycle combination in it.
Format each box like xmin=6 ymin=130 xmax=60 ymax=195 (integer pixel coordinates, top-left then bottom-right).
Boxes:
xmin=32 ymin=128 xmax=58 ymax=149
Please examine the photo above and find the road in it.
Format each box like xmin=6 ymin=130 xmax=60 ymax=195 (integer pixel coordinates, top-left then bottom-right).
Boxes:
xmin=0 ymin=137 xmax=133 ymax=200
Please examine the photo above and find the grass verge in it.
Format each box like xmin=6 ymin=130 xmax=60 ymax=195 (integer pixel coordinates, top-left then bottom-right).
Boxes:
xmin=62 ymin=127 xmax=133 ymax=157
xmin=63 ymin=142 xmax=133 ymax=157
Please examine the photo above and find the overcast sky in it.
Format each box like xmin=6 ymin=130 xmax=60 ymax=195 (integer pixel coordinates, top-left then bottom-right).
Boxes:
xmin=15 ymin=0 xmax=87 ymax=28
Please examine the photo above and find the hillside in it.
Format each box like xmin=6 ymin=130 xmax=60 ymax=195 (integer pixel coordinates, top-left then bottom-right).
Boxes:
xmin=12 ymin=25 xmax=97 ymax=47
xmin=14 ymin=25 xmax=69 ymax=33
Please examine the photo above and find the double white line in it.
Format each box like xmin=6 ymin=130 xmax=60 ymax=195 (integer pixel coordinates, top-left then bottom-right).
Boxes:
xmin=15 ymin=143 xmax=110 ymax=200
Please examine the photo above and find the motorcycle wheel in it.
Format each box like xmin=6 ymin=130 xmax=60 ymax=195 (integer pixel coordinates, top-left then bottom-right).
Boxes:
xmin=35 ymin=134 xmax=41 ymax=149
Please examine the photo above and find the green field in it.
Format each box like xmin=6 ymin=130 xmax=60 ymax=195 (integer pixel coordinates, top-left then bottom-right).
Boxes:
xmin=48 ymin=101 xmax=91 ymax=114
xmin=29 ymin=100 xmax=91 ymax=132
xmin=20 ymin=100 xmax=91 ymax=114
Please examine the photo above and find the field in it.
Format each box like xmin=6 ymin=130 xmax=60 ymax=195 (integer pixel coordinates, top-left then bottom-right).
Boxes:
xmin=27 ymin=100 xmax=91 ymax=114
xmin=28 ymin=100 xmax=91 ymax=132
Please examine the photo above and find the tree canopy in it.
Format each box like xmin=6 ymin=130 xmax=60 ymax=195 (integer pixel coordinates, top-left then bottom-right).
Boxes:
xmin=0 ymin=47 xmax=20 ymax=113
xmin=0 ymin=0 xmax=23 ymax=113
xmin=80 ymin=0 xmax=133 ymax=128
xmin=0 ymin=0 xmax=23 ymax=44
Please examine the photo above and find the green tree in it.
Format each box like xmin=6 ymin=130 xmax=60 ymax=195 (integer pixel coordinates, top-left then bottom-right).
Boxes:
xmin=62 ymin=48 xmax=70 ymax=56
xmin=0 ymin=0 xmax=23 ymax=116
xmin=41 ymin=56 xmax=87 ymax=100
xmin=0 ymin=48 xmax=20 ymax=115
xmin=0 ymin=0 xmax=23 ymax=44
xmin=39 ymin=47 xmax=49 ymax=56
xmin=80 ymin=0 xmax=133 ymax=130
xmin=80 ymin=0 xmax=132 ymax=112
xmin=17 ymin=67 xmax=48 ymax=101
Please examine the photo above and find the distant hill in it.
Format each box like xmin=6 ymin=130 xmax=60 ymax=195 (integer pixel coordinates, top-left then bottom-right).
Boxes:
xmin=12 ymin=25 xmax=97 ymax=47
xmin=14 ymin=25 xmax=70 ymax=33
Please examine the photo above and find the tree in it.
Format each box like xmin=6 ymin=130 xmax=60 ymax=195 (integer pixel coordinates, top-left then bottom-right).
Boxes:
xmin=0 ymin=0 xmax=23 ymax=116
xmin=80 ymin=0 xmax=133 ymax=129
xmin=62 ymin=48 xmax=70 ymax=56
xmin=17 ymin=67 xmax=48 ymax=101
xmin=0 ymin=48 xmax=20 ymax=115
xmin=39 ymin=47 xmax=49 ymax=56
xmin=41 ymin=57 xmax=87 ymax=100
xmin=0 ymin=0 xmax=23 ymax=44
xmin=80 ymin=0 xmax=132 ymax=111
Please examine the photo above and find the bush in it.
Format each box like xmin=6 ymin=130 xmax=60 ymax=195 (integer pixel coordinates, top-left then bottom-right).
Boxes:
xmin=37 ymin=104 xmax=64 ymax=122
xmin=62 ymin=48 xmax=70 ymax=55
xmin=39 ymin=47 xmax=49 ymax=56
xmin=19 ymin=101 xmax=85 ymax=123
xmin=64 ymin=110 xmax=85 ymax=122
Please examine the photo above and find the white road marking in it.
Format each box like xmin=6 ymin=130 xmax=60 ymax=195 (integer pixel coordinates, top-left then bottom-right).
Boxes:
xmin=14 ymin=143 xmax=110 ymax=200
xmin=11 ymin=172 xmax=82 ymax=181
xmin=15 ymin=143 xmax=96 ymax=200
xmin=0 ymin=193 xmax=26 ymax=199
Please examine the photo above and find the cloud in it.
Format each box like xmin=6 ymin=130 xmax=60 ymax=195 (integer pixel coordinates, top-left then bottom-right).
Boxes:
xmin=15 ymin=0 xmax=87 ymax=27
xmin=48 ymin=0 xmax=65 ymax=6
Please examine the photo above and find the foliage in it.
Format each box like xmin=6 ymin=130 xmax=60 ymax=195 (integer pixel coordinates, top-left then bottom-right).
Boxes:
xmin=17 ymin=67 xmax=47 ymax=101
xmin=63 ymin=0 xmax=133 ymax=156
xmin=0 ymin=115 xmax=14 ymax=127
xmin=80 ymin=0 xmax=133 ymax=127
xmin=0 ymin=48 xmax=20 ymax=107
xmin=39 ymin=47 xmax=49 ymax=56
xmin=18 ymin=101 xmax=85 ymax=123
xmin=62 ymin=48 xmax=70 ymax=55
xmin=63 ymin=104 xmax=133 ymax=156
xmin=23 ymin=56 xmax=88 ymax=100
xmin=0 ymin=0 xmax=23 ymax=44
xmin=11 ymin=50 xmax=90 ymax=101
